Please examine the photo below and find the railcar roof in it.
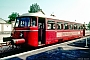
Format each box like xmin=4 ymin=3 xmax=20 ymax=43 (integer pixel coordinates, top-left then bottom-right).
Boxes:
xmin=20 ymin=13 xmax=83 ymax=24
xmin=20 ymin=13 xmax=59 ymax=19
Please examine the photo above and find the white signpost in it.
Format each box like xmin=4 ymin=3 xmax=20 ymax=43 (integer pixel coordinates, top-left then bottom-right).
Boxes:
xmin=85 ymin=37 xmax=88 ymax=47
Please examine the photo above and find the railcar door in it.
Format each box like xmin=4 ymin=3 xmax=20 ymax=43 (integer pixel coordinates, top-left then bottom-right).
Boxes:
xmin=38 ymin=18 xmax=45 ymax=45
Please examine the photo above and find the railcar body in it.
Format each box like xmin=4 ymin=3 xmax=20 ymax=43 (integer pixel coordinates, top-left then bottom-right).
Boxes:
xmin=3 ymin=13 xmax=85 ymax=47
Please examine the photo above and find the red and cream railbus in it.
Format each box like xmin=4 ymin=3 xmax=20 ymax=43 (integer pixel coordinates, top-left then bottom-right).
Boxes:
xmin=3 ymin=13 xmax=85 ymax=47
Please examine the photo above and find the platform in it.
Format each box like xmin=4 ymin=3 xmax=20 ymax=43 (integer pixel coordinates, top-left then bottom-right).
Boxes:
xmin=1 ymin=36 xmax=90 ymax=60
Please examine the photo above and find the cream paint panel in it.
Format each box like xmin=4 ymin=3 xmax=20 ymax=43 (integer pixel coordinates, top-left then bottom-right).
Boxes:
xmin=3 ymin=24 xmax=12 ymax=31
xmin=57 ymin=32 xmax=62 ymax=37
xmin=57 ymin=31 xmax=80 ymax=37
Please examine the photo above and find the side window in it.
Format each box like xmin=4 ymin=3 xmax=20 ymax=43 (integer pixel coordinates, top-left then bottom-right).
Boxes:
xmin=79 ymin=26 xmax=81 ymax=29
xmin=31 ymin=17 xmax=37 ymax=26
xmin=15 ymin=18 xmax=19 ymax=27
xmin=74 ymin=24 xmax=77 ymax=29
xmin=81 ymin=26 xmax=83 ymax=29
xmin=57 ymin=22 xmax=63 ymax=30
xmin=70 ymin=24 xmax=73 ymax=29
xmin=77 ymin=25 xmax=81 ymax=30
xmin=64 ymin=23 xmax=68 ymax=29
xmin=47 ymin=20 xmax=55 ymax=30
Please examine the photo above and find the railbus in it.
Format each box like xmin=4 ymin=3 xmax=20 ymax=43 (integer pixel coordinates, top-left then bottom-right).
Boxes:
xmin=3 ymin=13 xmax=85 ymax=47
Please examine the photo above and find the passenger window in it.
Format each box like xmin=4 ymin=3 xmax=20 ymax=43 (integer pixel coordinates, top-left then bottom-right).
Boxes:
xmin=74 ymin=24 xmax=77 ymax=29
xmin=57 ymin=22 xmax=63 ymax=30
xmin=47 ymin=24 xmax=51 ymax=29
xmin=81 ymin=26 xmax=83 ymax=29
xmin=77 ymin=25 xmax=80 ymax=30
xmin=47 ymin=20 xmax=55 ymax=30
xmin=70 ymin=24 xmax=73 ymax=29
xmin=64 ymin=23 xmax=68 ymax=29
xmin=79 ymin=26 xmax=81 ymax=29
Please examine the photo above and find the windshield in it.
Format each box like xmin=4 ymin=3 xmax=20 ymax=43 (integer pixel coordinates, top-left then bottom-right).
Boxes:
xmin=15 ymin=17 xmax=37 ymax=27
xmin=15 ymin=17 xmax=30 ymax=27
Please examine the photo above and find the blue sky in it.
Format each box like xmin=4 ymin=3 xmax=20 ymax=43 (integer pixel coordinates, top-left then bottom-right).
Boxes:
xmin=0 ymin=0 xmax=90 ymax=23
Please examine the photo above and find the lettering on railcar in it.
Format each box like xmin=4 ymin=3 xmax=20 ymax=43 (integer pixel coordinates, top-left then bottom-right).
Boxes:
xmin=56 ymin=31 xmax=80 ymax=37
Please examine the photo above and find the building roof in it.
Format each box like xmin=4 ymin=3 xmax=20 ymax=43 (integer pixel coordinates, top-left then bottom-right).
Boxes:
xmin=0 ymin=18 xmax=6 ymax=23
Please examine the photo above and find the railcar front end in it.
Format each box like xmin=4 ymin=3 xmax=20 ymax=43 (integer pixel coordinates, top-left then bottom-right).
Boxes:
xmin=3 ymin=16 xmax=39 ymax=47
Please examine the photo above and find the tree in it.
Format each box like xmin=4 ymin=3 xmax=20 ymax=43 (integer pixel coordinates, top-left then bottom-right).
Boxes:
xmin=8 ymin=12 xmax=19 ymax=24
xmin=87 ymin=22 xmax=90 ymax=30
xmin=28 ymin=3 xmax=41 ymax=13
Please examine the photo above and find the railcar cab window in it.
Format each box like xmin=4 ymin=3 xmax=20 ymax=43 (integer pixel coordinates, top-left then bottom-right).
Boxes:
xmin=15 ymin=17 xmax=37 ymax=27
xmin=47 ymin=20 xmax=55 ymax=30
xmin=57 ymin=22 xmax=63 ymax=29
xmin=31 ymin=17 xmax=37 ymax=26
xmin=64 ymin=23 xmax=69 ymax=29
xmin=15 ymin=17 xmax=30 ymax=27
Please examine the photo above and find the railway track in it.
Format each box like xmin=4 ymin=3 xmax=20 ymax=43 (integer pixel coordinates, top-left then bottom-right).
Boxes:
xmin=1 ymin=36 xmax=90 ymax=60
xmin=0 ymin=46 xmax=22 ymax=58
xmin=0 ymin=45 xmax=37 ymax=58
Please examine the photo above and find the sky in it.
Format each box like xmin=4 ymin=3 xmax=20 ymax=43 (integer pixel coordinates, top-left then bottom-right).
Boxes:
xmin=0 ymin=0 xmax=90 ymax=24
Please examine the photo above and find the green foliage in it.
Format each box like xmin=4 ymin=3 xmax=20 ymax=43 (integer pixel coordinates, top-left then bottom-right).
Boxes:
xmin=87 ymin=22 xmax=90 ymax=30
xmin=8 ymin=12 xmax=19 ymax=24
xmin=28 ymin=3 xmax=41 ymax=13
xmin=7 ymin=20 xmax=12 ymax=24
